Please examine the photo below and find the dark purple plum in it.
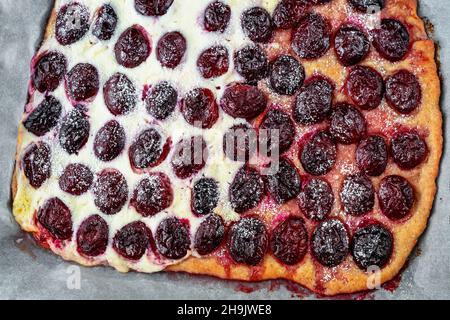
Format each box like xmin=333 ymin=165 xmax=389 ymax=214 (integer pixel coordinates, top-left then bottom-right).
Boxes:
xmin=145 ymin=81 xmax=178 ymax=120
xmin=272 ymin=0 xmax=308 ymax=29
xmin=93 ymin=120 xmax=126 ymax=162
xmin=241 ymin=7 xmax=273 ymax=43
xmin=298 ymin=178 xmax=334 ymax=221
xmin=371 ymin=19 xmax=410 ymax=62
xmin=156 ymin=31 xmax=187 ymax=69
xmin=23 ymin=95 xmax=62 ymax=136
xmin=259 ymin=109 xmax=296 ymax=154
xmin=181 ymin=88 xmax=219 ymax=129
xmin=300 ymin=131 xmax=337 ymax=176
xmin=234 ymin=44 xmax=269 ymax=83
xmin=311 ymin=219 xmax=349 ymax=267
xmin=291 ymin=13 xmax=330 ymax=59
xmin=32 ymin=51 xmax=67 ymax=93
xmin=59 ymin=107 xmax=90 ymax=155
xmin=93 ymin=169 xmax=128 ymax=215
xmin=220 ymin=83 xmax=267 ymax=119
xmin=345 ymin=65 xmax=384 ymax=110
xmin=66 ymin=63 xmax=100 ymax=103
xmin=130 ymin=173 xmax=173 ymax=217
xmin=113 ymin=221 xmax=152 ymax=260
xmin=385 ymin=70 xmax=422 ymax=114
xmin=59 ymin=163 xmax=94 ymax=196
xmin=155 ymin=217 xmax=191 ymax=260
xmin=270 ymin=216 xmax=308 ymax=265
xmin=22 ymin=142 xmax=51 ymax=189
xmin=334 ymin=24 xmax=369 ymax=66
xmin=329 ymin=103 xmax=367 ymax=144
xmin=229 ymin=166 xmax=264 ymax=213
xmin=77 ymin=215 xmax=109 ymax=257
xmin=171 ymin=136 xmax=208 ymax=179
xmin=351 ymin=223 xmax=393 ymax=269
xmin=134 ymin=0 xmax=174 ymax=16
xmin=92 ymin=4 xmax=118 ymax=41
xmin=194 ymin=214 xmax=225 ymax=255
xmin=356 ymin=135 xmax=388 ymax=176
xmin=115 ymin=25 xmax=151 ymax=68
xmin=378 ymin=175 xmax=415 ymax=221
xmin=293 ymin=76 xmax=334 ymax=125
xmin=191 ymin=178 xmax=219 ymax=216
xmin=103 ymin=73 xmax=137 ymax=116
xmin=55 ymin=3 xmax=90 ymax=45
xmin=203 ymin=1 xmax=231 ymax=32
xmin=222 ymin=123 xmax=257 ymax=162
xmin=264 ymin=158 xmax=301 ymax=204
xmin=37 ymin=197 xmax=73 ymax=240
xmin=269 ymin=55 xmax=305 ymax=96
xmin=197 ymin=46 xmax=229 ymax=79
xmin=390 ymin=131 xmax=428 ymax=170
xmin=340 ymin=173 xmax=375 ymax=216
xmin=129 ymin=128 xmax=170 ymax=170
xmin=228 ymin=217 xmax=268 ymax=266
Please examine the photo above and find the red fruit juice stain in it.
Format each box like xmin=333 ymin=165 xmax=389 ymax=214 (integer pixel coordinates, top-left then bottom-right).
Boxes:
xmin=382 ymin=273 xmax=402 ymax=292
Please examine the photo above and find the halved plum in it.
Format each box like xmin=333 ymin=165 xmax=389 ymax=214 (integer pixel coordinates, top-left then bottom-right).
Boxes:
xmin=103 ymin=73 xmax=137 ymax=116
xmin=65 ymin=63 xmax=100 ymax=103
xmin=135 ymin=0 xmax=174 ymax=16
xmin=371 ymin=19 xmax=410 ymax=62
xmin=220 ymin=83 xmax=267 ymax=119
xmin=129 ymin=128 xmax=170 ymax=170
xmin=22 ymin=142 xmax=51 ymax=189
xmin=155 ymin=217 xmax=191 ymax=260
xmin=203 ymin=1 xmax=231 ymax=32
xmin=77 ymin=215 xmax=109 ymax=257
xmin=156 ymin=31 xmax=187 ymax=69
xmin=291 ymin=13 xmax=330 ymax=59
xmin=241 ymin=7 xmax=273 ymax=43
xmin=194 ymin=214 xmax=225 ymax=255
xmin=228 ymin=217 xmax=268 ymax=266
xmin=92 ymin=4 xmax=118 ymax=41
xmin=32 ymin=51 xmax=67 ymax=93
xmin=229 ymin=166 xmax=264 ymax=213
xmin=93 ymin=169 xmax=128 ymax=215
xmin=59 ymin=107 xmax=90 ymax=155
xmin=55 ymin=3 xmax=90 ymax=46
xmin=37 ymin=197 xmax=73 ymax=241
xmin=300 ymin=131 xmax=337 ymax=176
xmin=234 ymin=44 xmax=269 ymax=83
xmin=181 ymin=88 xmax=219 ymax=129
xmin=270 ymin=216 xmax=308 ymax=265
xmin=113 ymin=221 xmax=152 ymax=260
xmin=93 ymin=120 xmax=126 ymax=162
xmin=115 ymin=25 xmax=151 ymax=68
xmin=23 ymin=96 xmax=62 ymax=137
xmin=171 ymin=136 xmax=208 ymax=179
xmin=130 ymin=173 xmax=173 ymax=217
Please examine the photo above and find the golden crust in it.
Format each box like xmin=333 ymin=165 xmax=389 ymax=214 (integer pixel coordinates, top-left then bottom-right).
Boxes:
xmin=12 ymin=0 xmax=442 ymax=296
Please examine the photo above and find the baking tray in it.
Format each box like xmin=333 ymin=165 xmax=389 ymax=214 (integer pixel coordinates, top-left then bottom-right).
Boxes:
xmin=0 ymin=0 xmax=449 ymax=300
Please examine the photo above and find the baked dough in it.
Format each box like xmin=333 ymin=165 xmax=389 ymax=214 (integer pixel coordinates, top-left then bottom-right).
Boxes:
xmin=12 ymin=0 xmax=442 ymax=296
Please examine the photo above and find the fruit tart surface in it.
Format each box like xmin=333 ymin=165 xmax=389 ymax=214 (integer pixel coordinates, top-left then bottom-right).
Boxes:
xmin=12 ymin=0 xmax=442 ymax=296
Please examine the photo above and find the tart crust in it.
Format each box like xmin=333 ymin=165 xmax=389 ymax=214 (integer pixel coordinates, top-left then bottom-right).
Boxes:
xmin=11 ymin=0 xmax=442 ymax=296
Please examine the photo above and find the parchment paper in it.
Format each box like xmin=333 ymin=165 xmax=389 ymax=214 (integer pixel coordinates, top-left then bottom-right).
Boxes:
xmin=0 ymin=0 xmax=449 ymax=300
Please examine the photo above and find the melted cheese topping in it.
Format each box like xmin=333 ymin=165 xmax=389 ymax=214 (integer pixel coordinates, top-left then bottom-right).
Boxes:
xmin=15 ymin=0 xmax=282 ymax=273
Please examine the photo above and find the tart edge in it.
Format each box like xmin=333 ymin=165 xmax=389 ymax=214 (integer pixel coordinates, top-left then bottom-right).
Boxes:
xmin=10 ymin=0 xmax=443 ymax=296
